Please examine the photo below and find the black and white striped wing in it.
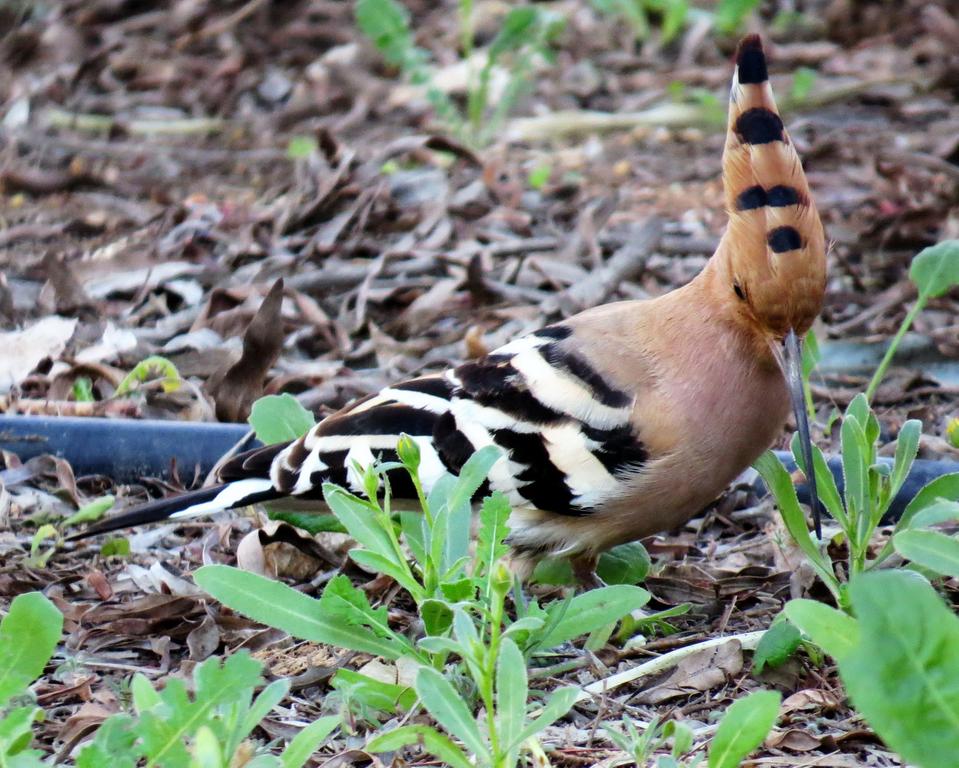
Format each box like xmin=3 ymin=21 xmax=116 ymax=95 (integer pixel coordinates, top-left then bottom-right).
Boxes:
xmin=262 ymin=324 xmax=648 ymax=516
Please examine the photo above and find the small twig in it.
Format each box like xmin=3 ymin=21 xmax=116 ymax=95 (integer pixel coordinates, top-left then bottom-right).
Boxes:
xmin=575 ymin=630 xmax=764 ymax=704
xmin=181 ymin=0 xmax=269 ymax=43
xmin=543 ymin=217 xmax=663 ymax=316
xmin=42 ymin=108 xmax=223 ymax=136
xmin=0 ymin=397 xmax=142 ymax=418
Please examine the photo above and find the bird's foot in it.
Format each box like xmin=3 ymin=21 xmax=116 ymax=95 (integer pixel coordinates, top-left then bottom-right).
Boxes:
xmin=571 ymin=555 xmax=606 ymax=590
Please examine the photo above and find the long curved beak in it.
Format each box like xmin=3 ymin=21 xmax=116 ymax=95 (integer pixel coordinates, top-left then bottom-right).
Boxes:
xmin=781 ymin=329 xmax=822 ymax=539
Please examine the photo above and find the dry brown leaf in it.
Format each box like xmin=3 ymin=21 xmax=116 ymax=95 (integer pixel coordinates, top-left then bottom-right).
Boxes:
xmin=207 ymin=278 xmax=285 ymax=422
xmin=765 ymin=728 xmax=824 ymax=752
xmin=0 ymin=315 xmax=77 ymax=393
xmin=633 ymin=639 xmax=743 ymax=704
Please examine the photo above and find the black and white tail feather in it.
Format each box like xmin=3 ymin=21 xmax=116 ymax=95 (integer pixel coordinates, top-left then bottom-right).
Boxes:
xmin=71 ymin=323 xmax=648 ymax=556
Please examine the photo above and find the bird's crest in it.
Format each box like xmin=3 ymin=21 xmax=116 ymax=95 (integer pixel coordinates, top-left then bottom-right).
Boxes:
xmin=717 ymin=35 xmax=826 ymax=338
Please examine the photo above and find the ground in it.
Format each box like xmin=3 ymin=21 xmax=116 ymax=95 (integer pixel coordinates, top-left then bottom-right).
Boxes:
xmin=1 ymin=0 xmax=959 ymax=765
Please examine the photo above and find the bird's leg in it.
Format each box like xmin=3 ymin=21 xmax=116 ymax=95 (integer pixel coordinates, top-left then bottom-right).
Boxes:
xmin=571 ymin=553 xmax=606 ymax=590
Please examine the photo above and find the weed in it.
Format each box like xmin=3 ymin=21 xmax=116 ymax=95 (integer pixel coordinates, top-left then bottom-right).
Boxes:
xmin=590 ymin=0 xmax=759 ymax=43
xmin=787 ymin=570 xmax=959 ymax=768
xmin=0 ymin=590 xmax=336 ymax=767
xmin=195 ymin=418 xmax=649 ymax=765
xmin=0 ymin=592 xmax=63 ymax=767
xmin=755 ymin=392 xmax=926 ymax=607
xmin=114 ymin=355 xmax=182 ymax=397
xmin=355 ymin=0 xmax=563 ymax=147
xmin=602 ymin=689 xmax=780 ymax=767
xmin=866 ymin=240 xmax=959 ymax=401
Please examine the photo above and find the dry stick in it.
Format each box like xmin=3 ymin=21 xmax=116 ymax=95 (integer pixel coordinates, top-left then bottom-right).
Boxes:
xmin=542 ymin=217 xmax=663 ymax=316
xmin=5 ymin=128 xmax=288 ymax=166
xmin=829 ymin=281 xmax=916 ymax=335
xmin=0 ymin=397 xmax=142 ymax=418
xmin=574 ymin=630 xmax=765 ymax=705
xmin=42 ymin=108 xmax=223 ymax=136
xmin=506 ymin=76 xmax=917 ymax=142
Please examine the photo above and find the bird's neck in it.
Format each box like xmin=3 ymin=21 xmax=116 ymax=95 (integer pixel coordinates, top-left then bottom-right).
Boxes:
xmin=685 ymin=250 xmax=779 ymax=371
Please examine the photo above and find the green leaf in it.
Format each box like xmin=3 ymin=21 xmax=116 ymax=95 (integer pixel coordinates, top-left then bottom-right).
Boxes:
xmin=286 ymin=136 xmax=317 ymax=159
xmin=496 ymin=638 xmax=527 ymax=763
xmin=840 ymin=412 xmax=868 ymax=525
xmin=415 ymin=666 xmax=490 ymax=761
xmin=136 ymin=653 xmax=265 ymax=767
xmin=319 ymin=575 xmax=398 ymax=641
xmin=75 ymin=714 xmax=138 ymax=768
xmin=908 ymin=499 xmax=959 ymax=529
xmin=538 ymin=585 xmax=649 ymax=648
xmin=475 ymin=492 xmax=510 ymax=593
xmin=99 ymin=537 xmax=130 ymax=557
xmin=790 ymin=434 xmax=846 ymax=528
xmin=752 ymin=618 xmax=801 ymax=674
xmin=323 ymin=484 xmax=396 ymax=561
xmin=348 ymin=550 xmax=423 ymax=600
xmin=708 ymin=690 xmax=780 ymax=768
xmin=527 ymin=164 xmax=551 ymax=190
xmin=899 ymin=473 xmax=959 ymax=529
xmin=0 ymin=592 xmax=63 ymax=706
xmin=909 ymin=240 xmax=959 ymax=300
xmin=62 ymin=495 xmax=115 ymax=528
xmin=512 ymin=686 xmax=579 ymax=747
xmin=784 ymin=598 xmax=859 ymax=661
xmin=790 ymin=67 xmax=817 ymax=102
xmin=894 ymin=530 xmax=959 ymax=578
xmin=488 ymin=7 xmax=539 ymax=62
xmin=331 ymin=669 xmax=415 ymax=715
xmin=238 ymin=679 xmax=289 ymax=750
xmin=115 ymin=355 xmax=181 ymax=396
xmin=530 ymin=557 xmax=575 ymax=586
xmin=597 ymin=541 xmax=650 ymax=585
xmin=355 ymin=0 xmax=425 ymax=72
xmin=194 ymin=565 xmax=405 ymax=659
xmin=440 ymin=578 xmax=475 ymax=602
xmin=839 ymin=571 xmax=959 ymax=768
xmin=131 ymin=672 xmax=162 ymax=713
xmin=266 ymin=510 xmax=344 ymax=535
xmin=889 ymin=420 xmax=921 ymax=504
xmin=366 ymin=725 xmax=473 ymax=768
xmin=281 ymin=716 xmax=339 ymax=768
xmin=420 ymin=599 xmax=454 ymax=636
xmin=713 ymin=0 xmax=761 ymax=33
xmin=248 ymin=394 xmax=315 ymax=445
xmin=73 ymin=375 xmax=94 ymax=402
xmin=753 ymin=451 xmax=836 ymax=592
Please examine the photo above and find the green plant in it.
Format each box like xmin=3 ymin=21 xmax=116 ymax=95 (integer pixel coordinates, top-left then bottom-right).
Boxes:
xmin=604 ymin=716 xmax=695 ymax=766
xmin=590 ymin=0 xmax=760 ymax=42
xmin=601 ymin=690 xmax=779 ymax=767
xmin=0 ymin=592 xmax=63 ymax=767
xmin=590 ymin=0 xmax=689 ymax=44
xmin=355 ymin=0 xmax=563 ymax=146
xmin=866 ymin=240 xmax=959 ymax=401
xmin=75 ymin=653 xmax=338 ymax=768
xmin=711 ymin=0 xmax=762 ymax=34
xmin=756 ymin=393 xmax=926 ymax=607
xmin=115 ymin=356 xmax=182 ymax=397
xmin=195 ymin=432 xmax=649 ymax=765
xmin=787 ymin=570 xmax=959 ymax=768
xmin=365 ymin=563 xmax=580 ymax=767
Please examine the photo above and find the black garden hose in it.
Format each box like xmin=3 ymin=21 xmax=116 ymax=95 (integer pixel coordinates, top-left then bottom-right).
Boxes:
xmin=1 ymin=414 xmax=956 ymax=522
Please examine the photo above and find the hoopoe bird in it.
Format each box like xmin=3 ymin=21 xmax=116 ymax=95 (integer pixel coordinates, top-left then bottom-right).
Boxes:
xmin=74 ymin=36 xmax=826 ymax=583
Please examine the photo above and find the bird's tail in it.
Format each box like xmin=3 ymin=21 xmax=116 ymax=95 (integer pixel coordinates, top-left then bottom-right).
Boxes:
xmin=66 ymin=477 xmax=280 ymax=541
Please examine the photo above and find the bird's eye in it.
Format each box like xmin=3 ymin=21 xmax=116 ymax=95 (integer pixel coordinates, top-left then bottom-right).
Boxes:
xmin=733 ymin=282 xmax=746 ymax=301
